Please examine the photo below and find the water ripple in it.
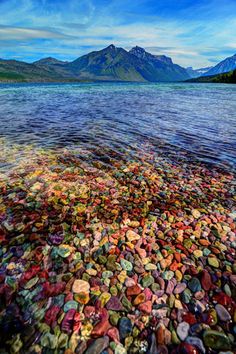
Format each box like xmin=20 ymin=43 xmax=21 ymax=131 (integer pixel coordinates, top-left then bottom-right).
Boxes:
xmin=0 ymin=82 xmax=235 ymax=169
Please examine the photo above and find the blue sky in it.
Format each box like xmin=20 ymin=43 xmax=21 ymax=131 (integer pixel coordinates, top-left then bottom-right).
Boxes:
xmin=0 ymin=0 xmax=236 ymax=68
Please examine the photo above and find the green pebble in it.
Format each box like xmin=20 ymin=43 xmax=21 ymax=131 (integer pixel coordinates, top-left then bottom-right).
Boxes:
xmin=53 ymin=294 xmax=65 ymax=307
xmin=40 ymin=333 xmax=57 ymax=349
xmin=171 ymin=330 xmax=181 ymax=345
xmin=120 ymin=259 xmax=133 ymax=272
xmin=110 ymin=285 xmax=118 ymax=296
xmin=98 ymin=255 xmax=107 ymax=264
xmin=102 ymin=271 xmax=113 ymax=278
xmin=203 ymin=330 xmax=231 ymax=350
xmin=57 ymin=247 xmax=71 ymax=258
xmin=10 ymin=334 xmax=23 ymax=354
xmin=110 ymin=312 xmax=120 ymax=326
xmin=122 ymin=296 xmax=132 ymax=311
xmin=141 ymin=275 xmax=154 ymax=288
xmin=151 ymin=283 xmax=160 ymax=292
xmin=168 ymin=294 xmax=175 ymax=308
xmin=107 ymin=255 xmax=118 ymax=271
xmin=57 ymin=333 xmax=68 ymax=348
xmin=64 ymin=300 xmax=78 ymax=312
xmin=181 ymin=288 xmax=192 ymax=304
xmin=133 ymin=326 xmax=140 ymax=338
xmin=203 ymin=248 xmax=211 ymax=256
xmin=24 ymin=276 xmax=39 ymax=289
xmin=117 ymin=282 xmax=123 ymax=291
xmin=208 ymin=257 xmax=219 ymax=268
xmin=145 ymin=263 xmax=157 ymax=271
xmin=162 ymin=271 xmax=174 ymax=280
xmin=224 ymin=284 xmax=231 ymax=297
xmin=34 ymin=308 xmax=46 ymax=321
xmin=156 ymin=251 xmax=164 ymax=261
xmin=184 ymin=239 xmax=192 ymax=248
xmin=82 ymin=273 xmax=90 ymax=282
xmin=110 ymin=342 xmax=116 ymax=350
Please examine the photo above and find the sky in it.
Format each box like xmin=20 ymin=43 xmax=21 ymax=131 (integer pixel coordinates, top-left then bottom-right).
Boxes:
xmin=0 ymin=0 xmax=236 ymax=68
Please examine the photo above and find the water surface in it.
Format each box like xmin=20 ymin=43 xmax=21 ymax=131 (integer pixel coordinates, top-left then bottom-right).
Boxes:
xmin=0 ymin=82 xmax=235 ymax=169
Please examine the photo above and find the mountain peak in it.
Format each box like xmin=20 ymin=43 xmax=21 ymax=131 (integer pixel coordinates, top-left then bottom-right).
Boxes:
xmin=130 ymin=46 xmax=145 ymax=52
xmin=129 ymin=46 xmax=147 ymax=60
xmin=130 ymin=46 xmax=145 ymax=54
xmin=105 ymin=44 xmax=117 ymax=51
xmin=203 ymin=52 xmax=236 ymax=76
xmin=34 ymin=57 xmax=67 ymax=65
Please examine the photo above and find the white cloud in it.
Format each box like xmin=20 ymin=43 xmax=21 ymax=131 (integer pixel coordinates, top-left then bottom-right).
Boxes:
xmin=0 ymin=0 xmax=236 ymax=67
xmin=0 ymin=26 xmax=70 ymax=40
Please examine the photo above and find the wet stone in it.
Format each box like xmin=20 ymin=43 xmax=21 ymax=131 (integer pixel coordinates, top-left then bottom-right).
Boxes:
xmin=106 ymin=296 xmax=124 ymax=311
xmin=208 ymin=257 xmax=220 ymax=268
xmin=177 ymin=322 xmax=190 ymax=341
xmin=119 ymin=317 xmax=132 ymax=341
xmin=85 ymin=336 xmax=109 ymax=354
xmin=120 ymin=259 xmax=133 ymax=272
xmin=141 ymin=275 xmax=154 ymax=288
xmin=0 ymin=142 xmax=235 ymax=353
xmin=215 ymin=304 xmax=231 ymax=322
xmin=188 ymin=277 xmax=201 ymax=293
xmin=72 ymin=280 xmax=90 ymax=294
xmin=64 ymin=300 xmax=78 ymax=312
xmin=203 ymin=330 xmax=232 ymax=351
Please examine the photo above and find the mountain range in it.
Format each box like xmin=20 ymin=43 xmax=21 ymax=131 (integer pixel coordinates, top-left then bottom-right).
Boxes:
xmin=202 ymin=53 xmax=236 ymax=76
xmin=0 ymin=45 xmax=236 ymax=83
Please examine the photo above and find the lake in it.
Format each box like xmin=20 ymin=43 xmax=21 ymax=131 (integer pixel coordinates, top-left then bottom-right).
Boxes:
xmin=0 ymin=82 xmax=236 ymax=170
xmin=0 ymin=82 xmax=236 ymax=353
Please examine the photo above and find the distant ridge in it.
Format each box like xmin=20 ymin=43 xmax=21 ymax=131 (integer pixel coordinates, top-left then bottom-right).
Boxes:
xmin=186 ymin=66 xmax=213 ymax=78
xmin=33 ymin=57 xmax=68 ymax=66
xmin=186 ymin=69 xmax=236 ymax=84
xmin=0 ymin=45 xmax=235 ymax=83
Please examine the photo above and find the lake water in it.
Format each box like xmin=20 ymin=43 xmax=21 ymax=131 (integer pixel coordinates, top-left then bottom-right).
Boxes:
xmin=0 ymin=82 xmax=236 ymax=170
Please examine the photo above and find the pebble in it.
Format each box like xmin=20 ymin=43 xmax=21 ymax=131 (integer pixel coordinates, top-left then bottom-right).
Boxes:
xmin=72 ymin=280 xmax=90 ymax=294
xmin=208 ymin=257 xmax=220 ymax=268
xmin=141 ymin=275 xmax=154 ymax=288
xmin=186 ymin=336 xmax=206 ymax=353
xmin=120 ymin=259 xmax=133 ymax=272
xmin=188 ymin=277 xmax=202 ymax=293
xmin=203 ymin=330 xmax=232 ymax=350
xmin=106 ymin=296 xmax=124 ymax=311
xmin=0 ymin=145 xmax=235 ymax=353
xmin=201 ymin=270 xmax=212 ymax=291
xmin=215 ymin=304 xmax=231 ymax=321
xmin=126 ymin=230 xmax=140 ymax=242
xmin=118 ymin=317 xmax=132 ymax=341
xmin=85 ymin=336 xmax=109 ymax=354
xmin=177 ymin=322 xmax=190 ymax=341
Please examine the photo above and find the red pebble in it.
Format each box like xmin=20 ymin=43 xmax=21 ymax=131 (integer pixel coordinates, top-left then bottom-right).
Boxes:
xmin=107 ymin=327 xmax=120 ymax=343
xmin=45 ymin=306 xmax=60 ymax=327
xmin=182 ymin=313 xmax=197 ymax=325
xmin=92 ymin=308 xmax=111 ymax=337
xmin=213 ymin=292 xmax=232 ymax=306
xmin=73 ymin=312 xmax=81 ymax=333
xmin=126 ymin=285 xmax=142 ymax=296
xmin=138 ymin=300 xmax=152 ymax=314
xmin=201 ymin=270 xmax=212 ymax=291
